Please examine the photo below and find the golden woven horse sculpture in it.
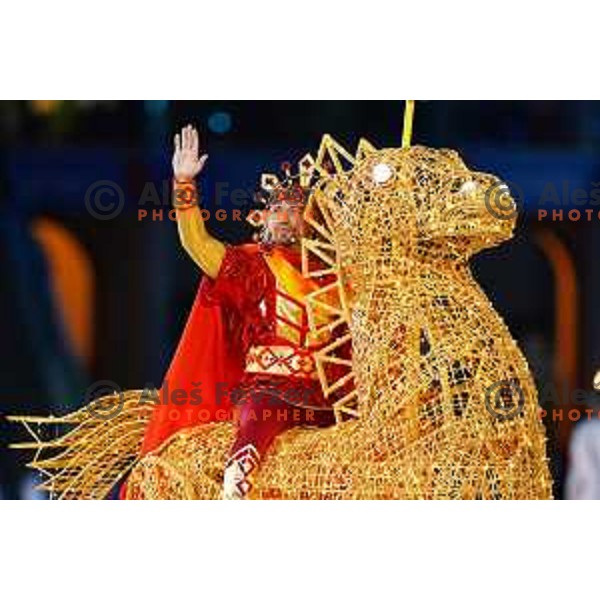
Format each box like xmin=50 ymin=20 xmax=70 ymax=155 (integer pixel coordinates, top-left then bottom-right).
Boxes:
xmin=11 ymin=136 xmax=552 ymax=499
xmin=125 ymin=137 xmax=552 ymax=499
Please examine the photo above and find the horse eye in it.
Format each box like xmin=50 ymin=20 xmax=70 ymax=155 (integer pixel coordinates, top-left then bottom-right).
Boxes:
xmin=372 ymin=163 xmax=394 ymax=184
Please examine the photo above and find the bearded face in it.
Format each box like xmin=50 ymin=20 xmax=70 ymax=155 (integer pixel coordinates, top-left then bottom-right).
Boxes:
xmin=264 ymin=201 xmax=305 ymax=245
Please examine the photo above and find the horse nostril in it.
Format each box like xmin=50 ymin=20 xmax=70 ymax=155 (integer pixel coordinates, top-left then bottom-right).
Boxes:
xmin=459 ymin=181 xmax=478 ymax=195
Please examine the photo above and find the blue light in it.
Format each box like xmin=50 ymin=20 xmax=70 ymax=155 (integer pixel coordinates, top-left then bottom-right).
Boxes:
xmin=208 ymin=111 xmax=232 ymax=134
xmin=144 ymin=100 xmax=169 ymax=116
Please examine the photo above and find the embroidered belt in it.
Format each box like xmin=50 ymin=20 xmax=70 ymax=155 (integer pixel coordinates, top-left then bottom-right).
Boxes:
xmin=245 ymin=345 xmax=317 ymax=379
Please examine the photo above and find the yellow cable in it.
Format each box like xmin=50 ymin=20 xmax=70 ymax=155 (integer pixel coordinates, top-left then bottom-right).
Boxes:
xmin=402 ymin=100 xmax=415 ymax=148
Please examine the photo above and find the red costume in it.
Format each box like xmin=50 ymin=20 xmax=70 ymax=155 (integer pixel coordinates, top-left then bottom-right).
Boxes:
xmin=126 ymin=242 xmax=336 ymax=497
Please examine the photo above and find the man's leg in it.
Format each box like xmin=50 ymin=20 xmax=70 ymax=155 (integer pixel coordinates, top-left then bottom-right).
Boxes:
xmin=223 ymin=386 xmax=322 ymax=499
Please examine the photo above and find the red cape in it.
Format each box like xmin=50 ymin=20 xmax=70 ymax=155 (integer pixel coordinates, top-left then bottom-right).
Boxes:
xmin=138 ymin=282 xmax=244 ymax=456
xmin=137 ymin=246 xmax=269 ymax=457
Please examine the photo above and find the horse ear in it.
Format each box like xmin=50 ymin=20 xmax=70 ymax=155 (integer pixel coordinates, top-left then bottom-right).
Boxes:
xmin=356 ymin=138 xmax=377 ymax=159
xmin=314 ymin=134 xmax=355 ymax=177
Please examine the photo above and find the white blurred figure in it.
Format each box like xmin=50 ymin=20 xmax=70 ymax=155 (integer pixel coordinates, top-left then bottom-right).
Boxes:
xmin=566 ymin=419 xmax=600 ymax=499
xmin=566 ymin=371 xmax=600 ymax=499
xmin=19 ymin=473 xmax=46 ymax=500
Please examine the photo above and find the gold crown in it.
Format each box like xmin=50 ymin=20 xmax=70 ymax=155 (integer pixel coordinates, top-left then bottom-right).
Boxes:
xmin=246 ymin=154 xmax=316 ymax=230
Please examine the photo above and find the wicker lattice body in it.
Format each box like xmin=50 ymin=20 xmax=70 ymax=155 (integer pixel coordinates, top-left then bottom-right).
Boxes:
xmin=125 ymin=139 xmax=552 ymax=499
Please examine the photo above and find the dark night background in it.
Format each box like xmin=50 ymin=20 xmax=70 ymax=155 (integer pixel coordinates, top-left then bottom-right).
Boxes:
xmin=2 ymin=100 xmax=599 ymax=499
